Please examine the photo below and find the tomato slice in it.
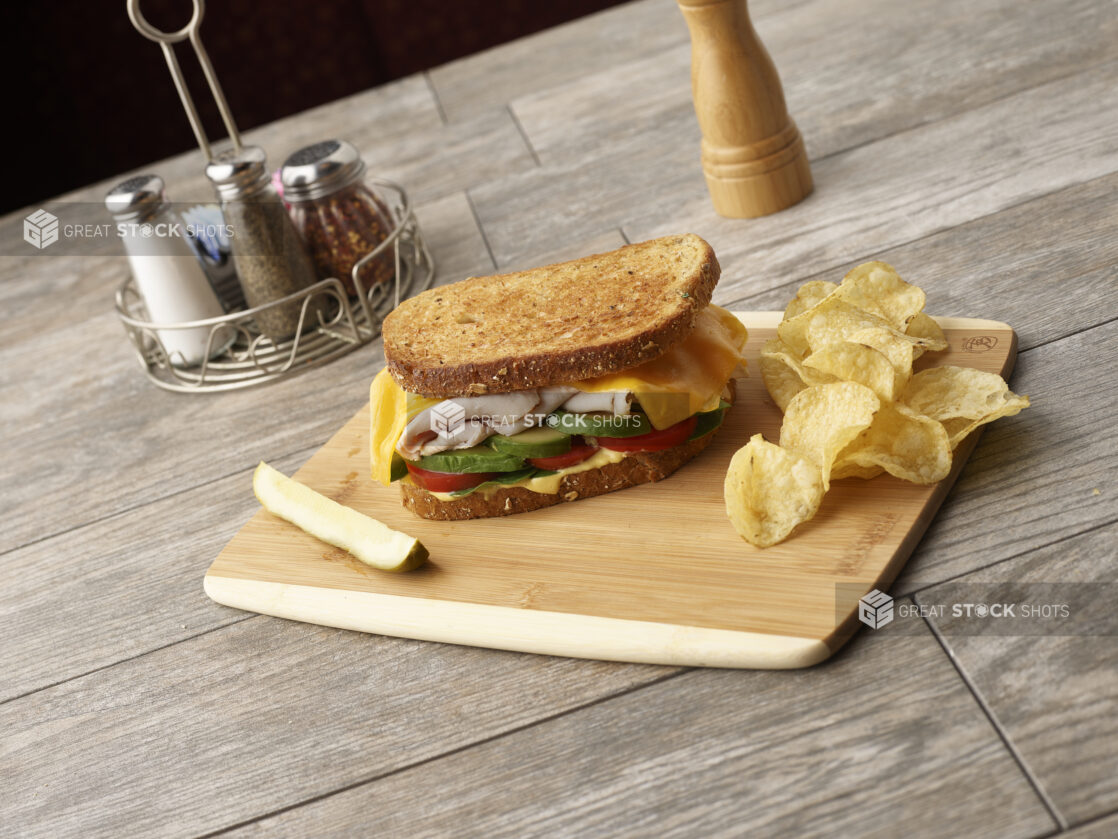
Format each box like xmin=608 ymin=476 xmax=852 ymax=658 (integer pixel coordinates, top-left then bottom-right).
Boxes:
xmin=529 ymin=441 xmax=599 ymax=470
xmin=596 ymin=415 xmax=698 ymax=452
xmin=405 ymin=462 xmax=496 ymax=492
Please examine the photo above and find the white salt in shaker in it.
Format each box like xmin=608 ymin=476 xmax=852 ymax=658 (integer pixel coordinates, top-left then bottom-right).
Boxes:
xmin=106 ymin=175 xmax=233 ymax=366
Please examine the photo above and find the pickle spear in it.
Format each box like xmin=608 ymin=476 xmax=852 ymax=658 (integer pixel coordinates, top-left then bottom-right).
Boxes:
xmin=253 ymin=462 xmax=428 ymax=572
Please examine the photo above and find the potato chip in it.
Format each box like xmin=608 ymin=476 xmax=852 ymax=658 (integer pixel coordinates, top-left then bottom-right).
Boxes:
xmin=900 ymin=366 xmax=1030 ymax=448
xmin=780 ymin=382 xmax=880 ymax=489
xmin=724 ymin=434 xmax=825 ymax=547
xmin=833 ymin=262 xmax=926 ymax=329
xmin=834 ymin=403 xmax=952 ymax=484
xmin=829 ymin=462 xmax=885 ymax=481
xmin=803 ymin=299 xmax=900 ymax=355
xmin=905 ymin=313 xmax=948 ymax=356
xmin=748 ymin=259 xmax=1029 ymax=547
xmin=803 ymin=341 xmax=898 ymax=402
xmin=783 ymin=280 xmax=838 ymax=320
xmin=759 ymin=354 xmax=807 ymax=413
xmin=847 ymin=326 xmax=916 ymax=394
xmin=760 ymin=338 xmax=832 ymax=411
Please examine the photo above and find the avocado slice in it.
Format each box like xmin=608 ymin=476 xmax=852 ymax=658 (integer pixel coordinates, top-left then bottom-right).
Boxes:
xmin=549 ymin=410 xmax=653 ymax=438
xmin=488 ymin=427 xmax=572 ymax=458
xmin=417 ymin=445 xmax=526 ymax=473
xmin=689 ymin=400 xmax=731 ymax=441
xmin=389 ymin=453 xmax=410 ymax=483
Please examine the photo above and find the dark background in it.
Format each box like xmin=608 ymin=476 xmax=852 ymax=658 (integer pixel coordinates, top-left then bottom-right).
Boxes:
xmin=7 ymin=0 xmax=627 ymax=214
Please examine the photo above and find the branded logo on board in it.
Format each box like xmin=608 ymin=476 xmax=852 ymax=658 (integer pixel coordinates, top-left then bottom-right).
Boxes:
xmin=24 ymin=209 xmax=60 ymax=249
xmin=858 ymin=589 xmax=894 ymax=629
xmin=962 ymin=335 xmax=998 ymax=353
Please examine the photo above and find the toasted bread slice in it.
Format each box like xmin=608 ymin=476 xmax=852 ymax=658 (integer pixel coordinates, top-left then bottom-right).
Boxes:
xmin=382 ymin=234 xmax=719 ymax=397
xmin=400 ymin=428 xmax=721 ymax=521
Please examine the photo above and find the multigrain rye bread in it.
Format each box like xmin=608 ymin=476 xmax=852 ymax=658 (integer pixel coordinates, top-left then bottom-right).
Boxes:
xmin=382 ymin=234 xmax=719 ymax=398
xmin=400 ymin=424 xmax=721 ymax=521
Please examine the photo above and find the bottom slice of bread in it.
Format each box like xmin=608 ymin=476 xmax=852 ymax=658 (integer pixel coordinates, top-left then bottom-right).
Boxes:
xmin=400 ymin=428 xmax=721 ymax=521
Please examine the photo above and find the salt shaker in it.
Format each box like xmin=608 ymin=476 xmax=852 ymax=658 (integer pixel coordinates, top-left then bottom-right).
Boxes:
xmin=106 ymin=175 xmax=233 ymax=366
xmin=205 ymin=146 xmax=324 ymax=342
xmin=281 ymin=140 xmax=395 ymax=297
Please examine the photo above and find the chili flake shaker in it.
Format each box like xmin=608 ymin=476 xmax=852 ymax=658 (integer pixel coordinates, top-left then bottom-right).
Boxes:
xmin=205 ymin=145 xmax=324 ymax=342
xmin=105 ymin=174 xmax=233 ymax=366
xmin=280 ymin=140 xmax=395 ymax=297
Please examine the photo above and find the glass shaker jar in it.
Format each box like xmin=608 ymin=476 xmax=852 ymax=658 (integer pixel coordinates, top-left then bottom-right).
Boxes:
xmin=280 ymin=140 xmax=395 ymax=297
xmin=205 ymin=146 xmax=324 ymax=342
xmin=105 ymin=174 xmax=234 ymax=366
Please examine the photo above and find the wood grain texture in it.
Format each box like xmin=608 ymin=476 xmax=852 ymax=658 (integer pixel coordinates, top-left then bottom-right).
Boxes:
xmin=476 ymin=56 xmax=1118 ymax=280
xmin=919 ymin=523 xmax=1118 ymax=827
xmin=0 ymin=617 xmax=670 ymax=839
xmin=0 ymin=448 xmax=308 ymax=703
xmin=1062 ymin=812 xmax=1118 ymax=838
xmin=205 ymin=315 xmax=1015 ymax=668
xmin=510 ymin=0 xmax=1118 ymax=168
xmin=221 ymin=616 xmax=1056 ymax=839
xmin=426 ymin=0 xmax=690 ymax=123
xmin=896 ymin=318 xmax=1118 ymax=593
xmin=0 ymin=192 xmax=492 ymax=557
xmin=720 ymin=172 xmax=1118 ymax=352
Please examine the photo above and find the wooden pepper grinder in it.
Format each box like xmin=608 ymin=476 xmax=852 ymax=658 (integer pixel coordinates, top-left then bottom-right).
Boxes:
xmin=677 ymin=0 xmax=813 ymax=218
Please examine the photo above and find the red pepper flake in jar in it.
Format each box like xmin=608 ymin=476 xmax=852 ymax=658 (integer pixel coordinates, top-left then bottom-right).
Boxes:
xmin=281 ymin=140 xmax=395 ymax=297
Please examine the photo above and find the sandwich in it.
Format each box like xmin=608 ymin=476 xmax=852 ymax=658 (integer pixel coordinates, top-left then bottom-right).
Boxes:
xmin=369 ymin=233 xmax=747 ymax=520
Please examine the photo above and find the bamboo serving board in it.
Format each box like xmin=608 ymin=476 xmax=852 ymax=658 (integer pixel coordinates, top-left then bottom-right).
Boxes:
xmin=205 ymin=312 xmax=1016 ymax=669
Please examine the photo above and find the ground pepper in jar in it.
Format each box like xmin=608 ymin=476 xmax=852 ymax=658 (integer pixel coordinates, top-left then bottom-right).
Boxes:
xmin=281 ymin=140 xmax=395 ymax=297
xmin=206 ymin=146 xmax=325 ymax=342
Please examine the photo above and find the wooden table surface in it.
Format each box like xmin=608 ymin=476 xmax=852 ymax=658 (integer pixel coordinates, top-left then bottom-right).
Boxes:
xmin=2 ymin=1 xmax=1116 ymax=835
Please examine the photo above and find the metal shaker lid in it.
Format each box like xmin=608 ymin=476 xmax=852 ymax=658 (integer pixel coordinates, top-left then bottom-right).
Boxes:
xmin=280 ymin=139 xmax=367 ymax=202
xmin=204 ymin=145 xmax=270 ymax=199
xmin=105 ymin=174 xmax=166 ymax=220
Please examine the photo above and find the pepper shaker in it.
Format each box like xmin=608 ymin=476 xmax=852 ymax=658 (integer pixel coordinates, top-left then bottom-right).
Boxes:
xmin=281 ymin=140 xmax=395 ymax=297
xmin=106 ymin=175 xmax=233 ymax=366
xmin=205 ymin=146 xmax=324 ymax=342
xmin=677 ymin=0 xmax=813 ymax=218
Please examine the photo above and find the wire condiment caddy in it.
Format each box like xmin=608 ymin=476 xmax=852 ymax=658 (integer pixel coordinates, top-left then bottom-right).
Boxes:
xmin=117 ymin=0 xmax=436 ymax=392
xmin=115 ymin=178 xmax=434 ymax=393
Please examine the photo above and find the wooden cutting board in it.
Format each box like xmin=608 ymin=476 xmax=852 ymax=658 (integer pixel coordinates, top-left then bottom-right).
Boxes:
xmin=205 ymin=312 xmax=1016 ymax=668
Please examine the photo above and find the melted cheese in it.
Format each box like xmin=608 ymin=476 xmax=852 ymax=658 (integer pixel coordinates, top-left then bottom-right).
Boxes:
xmin=369 ymin=369 xmax=440 ymax=486
xmin=572 ymin=305 xmax=748 ymax=429
xmin=417 ymin=447 xmax=630 ymax=501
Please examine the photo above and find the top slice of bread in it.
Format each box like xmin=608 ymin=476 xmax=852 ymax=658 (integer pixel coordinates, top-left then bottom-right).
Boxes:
xmin=382 ymin=233 xmax=720 ymax=397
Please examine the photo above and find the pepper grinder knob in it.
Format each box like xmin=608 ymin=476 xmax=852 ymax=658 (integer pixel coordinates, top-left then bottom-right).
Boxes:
xmin=677 ymin=0 xmax=813 ymax=218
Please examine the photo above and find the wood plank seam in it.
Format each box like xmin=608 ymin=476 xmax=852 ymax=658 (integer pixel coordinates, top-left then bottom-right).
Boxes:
xmin=921 ymin=614 xmax=1068 ymax=830
xmin=464 ymin=188 xmax=499 ymax=271
xmin=0 ymin=444 xmax=324 ymax=562
xmin=422 ymin=71 xmax=450 ymax=126
xmin=194 ymin=668 xmax=689 ymax=839
xmin=719 ymin=182 xmax=1118 ymax=337
xmin=507 ymin=104 xmax=542 ymax=167
xmin=900 ymin=516 xmax=1118 ymax=600
xmin=0 ymin=616 xmax=255 ymax=709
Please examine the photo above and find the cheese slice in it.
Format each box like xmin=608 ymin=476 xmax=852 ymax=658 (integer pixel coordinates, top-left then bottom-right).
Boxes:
xmin=572 ymin=305 xmax=748 ymax=429
xmin=369 ymin=369 xmax=441 ymax=486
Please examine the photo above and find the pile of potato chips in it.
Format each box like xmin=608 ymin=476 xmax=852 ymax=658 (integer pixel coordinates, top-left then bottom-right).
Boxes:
xmin=725 ymin=262 xmax=1030 ymax=547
